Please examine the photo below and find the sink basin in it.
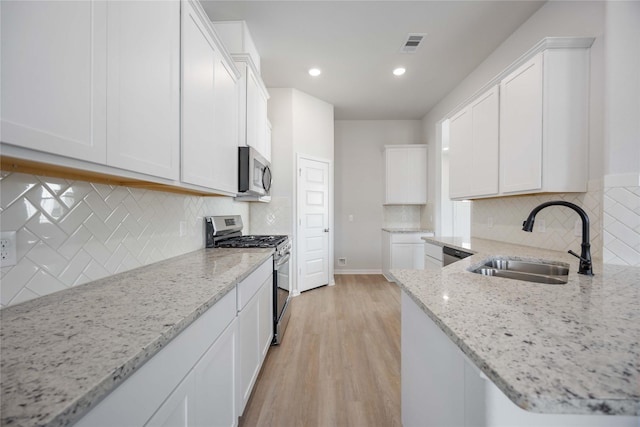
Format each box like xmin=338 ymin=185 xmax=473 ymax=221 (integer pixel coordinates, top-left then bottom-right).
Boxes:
xmin=482 ymin=259 xmax=569 ymax=276
xmin=470 ymin=257 xmax=569 ymax=284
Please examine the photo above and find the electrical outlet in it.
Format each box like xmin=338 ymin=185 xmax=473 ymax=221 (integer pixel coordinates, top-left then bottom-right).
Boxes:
xmin=1 ymin=231 xmax=17 ymax=267
xmin=348 ymin=215 xmax=354 ymax=222
xmin=179 ymin=221 xmax=187 ymax=237
xmin=487 ymin=217 xmax=493 ymax=228
xmin=338 ymin=257 xmax=347 ymax=266
xmin=538 ymin=219 xmax=546 ymax=233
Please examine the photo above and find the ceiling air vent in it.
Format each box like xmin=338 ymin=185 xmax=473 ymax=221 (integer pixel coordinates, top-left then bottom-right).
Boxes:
xmin=400 ymin=33 xmax=426 ymax=54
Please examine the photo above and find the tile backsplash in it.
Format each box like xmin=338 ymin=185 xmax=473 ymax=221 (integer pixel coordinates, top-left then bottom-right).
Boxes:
xmin=603 ymin=183 xmax=640 ymax=266
xmin=0 ymin=171 xmax=249 ymax=308
xmin=471 ymin=181 xmax=603 ymax=258
xmin=383 ymin=205 xmax=422 ymax=228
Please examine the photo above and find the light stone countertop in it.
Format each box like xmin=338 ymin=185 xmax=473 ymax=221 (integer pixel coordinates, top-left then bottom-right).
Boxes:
xmin=0 ymin=248 xmax=273 ymax=427
xmin=391 ymin=237 xmax=640 ymax=417
xmin=382 ymin=227 xmax=434 ymax=233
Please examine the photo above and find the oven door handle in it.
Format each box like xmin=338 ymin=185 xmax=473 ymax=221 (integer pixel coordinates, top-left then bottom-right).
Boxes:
xmin=275 ymin=253 xmax=291 ymax=268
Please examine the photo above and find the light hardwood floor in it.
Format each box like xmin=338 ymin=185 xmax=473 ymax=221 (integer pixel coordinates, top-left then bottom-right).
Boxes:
xmin=239 ymin=274 xmax=402 ymax=427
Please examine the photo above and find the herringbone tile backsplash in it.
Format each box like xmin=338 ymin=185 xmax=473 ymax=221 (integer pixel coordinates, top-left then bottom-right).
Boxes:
xmin=471 ymin=181 xmax=604 ymax=259
xmin=0 ymin=171 xmax=249 ymax=308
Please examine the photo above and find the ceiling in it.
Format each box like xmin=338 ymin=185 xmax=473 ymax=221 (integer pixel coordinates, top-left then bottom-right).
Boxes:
xmin=201 ymin=1 xmax=546 ymax=120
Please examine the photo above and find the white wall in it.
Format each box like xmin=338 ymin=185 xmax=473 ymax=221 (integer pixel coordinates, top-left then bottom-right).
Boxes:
xmin=421 ymin=1 xmax=607 ymax=254
xmin=334 ymin=120 xmax=424 ymax=273
xmin=257 ymin=88 xmax=334 ymax=293
xmin=0 ymin=172 xmax=249 ymax=308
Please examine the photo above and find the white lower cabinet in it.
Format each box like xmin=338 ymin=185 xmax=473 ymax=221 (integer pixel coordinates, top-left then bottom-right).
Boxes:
xmin=382 ymin=231 xmax=434 ymax=281
xmin=74 ymin=257 xmax=273 ymax=427
xmin=424 ymin=241 xmax=443 ymax=270
xmin=402 ymin=291 xmax=638 ymax=427
xmin=237 ymin=261 xmax=273 ymax=415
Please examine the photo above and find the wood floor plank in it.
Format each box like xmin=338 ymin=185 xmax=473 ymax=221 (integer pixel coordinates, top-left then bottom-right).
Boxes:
xmin=239 ymin=274 xmax=401 ymax=427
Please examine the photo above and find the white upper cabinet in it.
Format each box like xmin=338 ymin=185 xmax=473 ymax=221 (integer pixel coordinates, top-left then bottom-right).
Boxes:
xmin=384 ymin=145 xmax=428 ymax=205
xmin=499 ymin=53 xmax=544 ymax=194
xmin=448 ymin=38 xmax=592 ymax=200
xmin=1 ymin=0 xmax=107 ymax=163
xmin=449 ymin=86 xmax=499 ymax=199
xmin=106 ymin=1 xmax=180 ymax=180
xmin=213 ymin=21 xmax=271 ymax=162
xmin=500 ymin=47 xmax=590 ymax=195
xmin=181 ymin=0 xmax=239 ymax=193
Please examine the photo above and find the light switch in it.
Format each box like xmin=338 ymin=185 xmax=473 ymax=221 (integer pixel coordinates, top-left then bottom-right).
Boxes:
xmin=348 ymin=215 xmax=354 ymax=222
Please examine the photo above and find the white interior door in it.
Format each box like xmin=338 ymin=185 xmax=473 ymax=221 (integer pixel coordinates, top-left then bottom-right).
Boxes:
xmin=297 ymin=157 xmax=330 ymax=293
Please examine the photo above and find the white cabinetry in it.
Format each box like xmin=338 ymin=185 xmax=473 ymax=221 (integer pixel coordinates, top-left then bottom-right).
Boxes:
xmin=382 ymin=231 xmax=434 ymax=281
xmin=500 ymin=49 xmax=589 ymax=195
xmin=181 ymin=0 xmax=239 ymax=193
xmin=448 ymin=38 xmax=592 ymax=200
xmin=449 ymin=86 xmax=499 ymax=199
xmin=401 ymin=291 xmax=637 ymax=427
xmin=213 ymin=21 xmax=271 ymax=162
xmin=106 ymin=1 xmax=180 ymax=180
xmin=1 ymin=0 xmax=107 ymax=163
xmin=384 ymin=145 xmax=427 ymax=205
xmin=424 ymin=241 xmax=443 ymax=270
xmin=237 ymin=259 xmax=273 ymax=415
xmin=75 ymin=257 xmax=273 ymax=427
xmin=1 ymin=1 xmax=180 ymax=180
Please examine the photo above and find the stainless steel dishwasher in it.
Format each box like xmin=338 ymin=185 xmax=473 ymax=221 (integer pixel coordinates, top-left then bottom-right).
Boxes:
xmin=442 ymin=246 xmax=473 ymax=266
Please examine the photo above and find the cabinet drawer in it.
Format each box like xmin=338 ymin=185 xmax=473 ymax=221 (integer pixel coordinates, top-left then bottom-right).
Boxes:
xmin=424 ymin=242 xmax=442 ymax=261
xmin=391 ymin=232 xmax=433 ymax=244
xmin=237 ymin=257 xmax=272 ymax=311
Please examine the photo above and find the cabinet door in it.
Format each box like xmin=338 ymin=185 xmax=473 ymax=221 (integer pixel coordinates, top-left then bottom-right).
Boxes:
xmin=181 ymin=1 xmax=217 ymax=188
xmin=246 ymin=68 xmax=269 ymax=160
xmin=406 ymin=146 xmax=427 ymax=204
xmin=238 ymin=290 xmax=260 ymax=415
xmin=449 ymin=86 xmax=499 ymax=200
xmin=382 ymin=231 xmax=392 ymax=281
xmin=385 ymin=146 xmax=427 ymax=204
xmin=211 ymin=57 xmax=240 ymax=194
xmin=106 ymin=1 xmax=180 ymax=180
xmin=1 ymin=0 xmax=107 ymax=163
xmin=385 ymin=148 xmax=408 ymax=204
xmin=257 ymin=277 xmax=273 ymax=360
xmin=391 ymin=244 xmax=417 ymax=269
xmin=470 ymin=86 xmax=499 ymax=197
xmin=449 ymin=108 xmax=473 ymax=199
xmin=145 ymin=375 xmax=195 ymax=427
xmin=500 ymin=53 xmax=543 ymax=194
xmin=194 ymin=319 xmax=238 ymax=427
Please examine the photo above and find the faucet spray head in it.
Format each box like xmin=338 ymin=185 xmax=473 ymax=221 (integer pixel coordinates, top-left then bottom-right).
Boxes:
xmin=522 ymin=217 xmax=535 ymax=232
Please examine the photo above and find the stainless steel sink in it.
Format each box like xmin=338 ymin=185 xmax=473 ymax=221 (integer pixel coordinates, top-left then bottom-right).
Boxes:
xmin=471 ymin=257 xmax=569 ymax=284
xmin=482 ymin=259 xmax=569 ymax=276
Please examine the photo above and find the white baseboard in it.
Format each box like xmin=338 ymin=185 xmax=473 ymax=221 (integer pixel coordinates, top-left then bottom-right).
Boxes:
xmin=334 ymin=269 xmax=383 ymax=275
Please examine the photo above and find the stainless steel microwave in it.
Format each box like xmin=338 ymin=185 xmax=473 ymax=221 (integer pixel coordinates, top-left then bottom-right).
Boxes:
xmin=238 ymin=146 xmax=272 ymax=197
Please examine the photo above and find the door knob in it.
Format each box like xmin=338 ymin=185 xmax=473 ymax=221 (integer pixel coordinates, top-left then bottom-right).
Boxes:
xmin=324 ymin=228 xmax=329 ymax=232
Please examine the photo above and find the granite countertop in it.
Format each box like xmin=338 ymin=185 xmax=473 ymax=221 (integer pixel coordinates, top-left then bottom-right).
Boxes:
xmin=391 ymin=237 xmax=640 ymax=417
xmin=382 ymin=227 xmax=434 ymax=233
xmin=0 ymin=248 xmax=273 ymax=427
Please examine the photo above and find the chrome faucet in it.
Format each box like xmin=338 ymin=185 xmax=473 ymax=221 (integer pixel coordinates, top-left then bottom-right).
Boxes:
xmin=522 ymin=201 xmax=593 ymax=276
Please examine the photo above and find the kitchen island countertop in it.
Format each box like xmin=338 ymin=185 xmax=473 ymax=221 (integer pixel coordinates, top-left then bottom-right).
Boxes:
xmin=0 ymin=247 xmax=273 ymax=427
xmin=391 ymin=237 xmax=640 ymax=417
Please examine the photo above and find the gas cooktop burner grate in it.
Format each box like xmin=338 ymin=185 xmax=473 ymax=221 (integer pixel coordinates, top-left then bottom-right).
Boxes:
xmin=215 ymin=235 xmax=289 ymax=249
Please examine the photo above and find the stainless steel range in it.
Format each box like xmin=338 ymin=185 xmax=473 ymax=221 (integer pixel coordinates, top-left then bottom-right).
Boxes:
xmin=205 ymin=215 xmax=291 ymax=345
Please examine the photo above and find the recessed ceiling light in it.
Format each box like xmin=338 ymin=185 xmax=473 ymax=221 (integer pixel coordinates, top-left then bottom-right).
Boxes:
xmin=393 ymin=67 xmax=406 ymax=76
xmin=309 ymin=68 xmax=321 ymax=77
